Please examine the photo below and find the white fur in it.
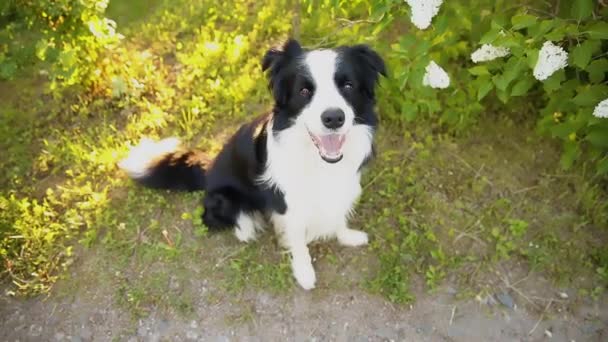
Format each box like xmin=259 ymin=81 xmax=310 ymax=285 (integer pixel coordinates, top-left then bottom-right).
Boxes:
xmin=255 ymin=52 xmax=373 ymax=289
xmin=300 ymin=50 xmax=355 ymax=137
xmin=234 ymin=212 xmax=264 ymax=242
xmin=262 ymin=121 xmax=372 ymax=289
xmin=119 ymin=137 xmax=181 ymax=178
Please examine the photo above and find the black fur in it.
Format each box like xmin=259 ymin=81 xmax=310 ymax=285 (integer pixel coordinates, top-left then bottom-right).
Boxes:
xmin=124 ymin=39 xmax=385 ymax=231
xmin=132 ymin=151 xmax=207 ymax=191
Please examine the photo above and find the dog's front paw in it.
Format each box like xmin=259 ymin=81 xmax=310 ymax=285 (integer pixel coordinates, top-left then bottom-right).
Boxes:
xmin=337 ymin=228 xmax=369 ymax=247
xmin=292 ymin=257 xmax=316 ymax=290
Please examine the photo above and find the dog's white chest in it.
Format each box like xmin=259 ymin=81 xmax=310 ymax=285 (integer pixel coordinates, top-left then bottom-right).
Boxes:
xmin=263 ymin=125 xmax=371 ymax=241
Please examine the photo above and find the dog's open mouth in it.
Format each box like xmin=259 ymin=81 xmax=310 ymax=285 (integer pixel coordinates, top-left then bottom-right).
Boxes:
xmin=308 ymin=130 xmax=346 ymax=163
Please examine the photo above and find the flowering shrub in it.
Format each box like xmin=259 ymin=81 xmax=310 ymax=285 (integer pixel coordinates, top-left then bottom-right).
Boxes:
xmin=0 ymin=0 xmax=120 ymax=90
xmin=323 ymin=0 xmax=608 ymax=174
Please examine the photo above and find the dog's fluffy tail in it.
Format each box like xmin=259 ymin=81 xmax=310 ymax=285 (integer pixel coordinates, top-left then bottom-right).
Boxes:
xmin=119 ymin=137 xmax=207 ymax=191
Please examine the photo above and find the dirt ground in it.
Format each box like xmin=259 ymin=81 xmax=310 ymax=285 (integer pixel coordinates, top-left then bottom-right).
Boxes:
xmin=2 ymin=117 xmax=608 ymax=342
xmin=1 ymin=247 xmax=607 ymax=342
xmin=1 ymin=283 xmax=606 ymax=341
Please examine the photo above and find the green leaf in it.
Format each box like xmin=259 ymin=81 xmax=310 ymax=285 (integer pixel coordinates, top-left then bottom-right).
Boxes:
xmin=571 ymin=0 xmax=593 ymax=21
xmin=401 ymin=101 xmax=417 ymax=121
xmin=35 ymin=39 xmax=50 ymax=61
xmin=572 ymin=85 xmax=608 ymax=106
xmin=0 ymin=60 xmax=17 ymax=80
xmin=544 ymin=21 xmax=577 ymax=40
xmin=597 ymin=158 xmax=608 ymax=175
xmin=529 ymin=20 xmax=555 ymax=40
xmin=480 ymin=28 xmax=501 ymax=44
xmin=543 ymin=69 xmax=566 ymax=94
xmin=525 ymin=48 xmax=539 ymax=69
xmin=399 ymin=67 xmax=411 ymax=90
xmin=370 ymin=2 xmax=390 ymax=21
xmin=502 ymin=57 xmax=526 ymax=85
xmin=511 ymin=75 xmax=535 ymax=96
xmin=511 ymin=14 xmax=537 ymax=30
xmin=560 ymin=141 xmax=580 ymax=170
xmin=570 ymin=40 xmax=598 ymax=69
xmin=496 ymin=88 xmax=510 ymax=103
xmin=468 ymin=66 xmax=490 ymax=76
xmin=586 ymin=22 xmax=608 ymax=40
xmin=111 ymin=76 xmax=128 ymax=98
xmin=586 ymin=59 xmax=608 ymax=84
xmin=551 ymin=121 xmax=576 ymax=139
xmin=492 ymin=74 xmax=509 ymax=91
xmin=477 ymin=78 xmax=494 ymax=101
xmin=586 ymin=127 xmax=608 ymax=149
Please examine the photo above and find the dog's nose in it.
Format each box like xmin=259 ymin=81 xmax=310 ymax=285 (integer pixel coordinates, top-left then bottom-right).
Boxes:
xmin=321 ymin=108 xmax=345 ymax=129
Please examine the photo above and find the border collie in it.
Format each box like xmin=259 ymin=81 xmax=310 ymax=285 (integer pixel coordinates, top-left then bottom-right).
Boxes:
xmin=119 ymin=39 xmax=386 ymax=290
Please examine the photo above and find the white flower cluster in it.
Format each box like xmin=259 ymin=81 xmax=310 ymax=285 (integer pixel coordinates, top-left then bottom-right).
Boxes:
xmin=533 ymin=41 xmax=568 ymax=81
xmin=405 ymin=0 xmax=443 ymax=30
xmin=423 ymin=61 xmax=450 ymax=89
xmin=593 ymin=99 xmax=608 ymax=119
xmin=470 ymin=44 xmax=511 ymax=63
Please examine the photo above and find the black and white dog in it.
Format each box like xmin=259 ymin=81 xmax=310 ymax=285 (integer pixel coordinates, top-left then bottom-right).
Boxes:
xmin=119 ymin=39 xmax=386 ymax=289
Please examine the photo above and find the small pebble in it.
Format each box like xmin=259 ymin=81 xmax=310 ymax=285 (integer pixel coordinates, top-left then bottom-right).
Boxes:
xmin=496 ymin=292 xmax=514 ymax=309
xmin=544 ymin=329 xmax=553 ymax=338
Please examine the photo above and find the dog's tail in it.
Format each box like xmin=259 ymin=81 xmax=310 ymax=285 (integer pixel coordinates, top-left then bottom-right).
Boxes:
xmin=118 ymin=137 xmax=208 ymax=191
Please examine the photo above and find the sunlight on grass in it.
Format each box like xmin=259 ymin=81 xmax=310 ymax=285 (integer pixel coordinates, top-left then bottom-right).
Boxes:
xmin=0 ymin=0 xmax=293 ymax=296
xmin=1 ymin=0 xmax=607 ymax=314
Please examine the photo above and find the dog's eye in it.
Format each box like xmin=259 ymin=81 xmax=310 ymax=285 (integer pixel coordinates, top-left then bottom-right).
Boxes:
xmin=299 ymin=87 xmax=312 ymax=97
xmin=343 ymin=82 xmax=353 ymax=90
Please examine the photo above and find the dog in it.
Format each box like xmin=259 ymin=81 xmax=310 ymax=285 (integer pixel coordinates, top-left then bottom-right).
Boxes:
xmin=119 ymin=39 xmax=386 ymax=289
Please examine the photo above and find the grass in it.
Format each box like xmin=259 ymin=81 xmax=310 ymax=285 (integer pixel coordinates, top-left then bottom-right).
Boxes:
xmin=1 ymin=0 xmax=607 ymax=319
xmin=359 ymin=117 xmax=608 ymax=303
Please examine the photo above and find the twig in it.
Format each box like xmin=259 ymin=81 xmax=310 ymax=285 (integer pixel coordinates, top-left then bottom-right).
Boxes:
xmin=453 ymin=228 xmax=487 ymax=246
xmin=499 ymin=273 xmax=542 ymax=310
xmin=305 ymin=17 xmax=382 ymax=49
xmin=449 ymin=305 xmax=457 ymax=326
xmin=528 ymin=299 xmax=553 ymax=336
xmin=362 ymin=168 xmax=388 ymax=191
xmin=511 ymin=185 xmax=539 ymax=195
xmin=162 ymin=229 xmax=173 ymax=247
xmin=215 ymin=245 xmax=248 ymax=268
xmin=450 ymin=152 xmax=493 ymax=186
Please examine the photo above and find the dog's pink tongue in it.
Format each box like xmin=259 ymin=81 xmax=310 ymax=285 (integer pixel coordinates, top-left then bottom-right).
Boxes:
xmin=319 ymin=134 xmax=344 ymax=155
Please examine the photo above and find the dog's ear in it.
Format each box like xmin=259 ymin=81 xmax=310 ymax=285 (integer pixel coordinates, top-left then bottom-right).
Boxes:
xmin=262 ymin=39 xmax=304 ymax=105
xmin=262 ymin=39 xmax=303 ymax=72
xmin=346 ymin=44 xmax=387 ymax=98
xmin=349 ymin=44 xmax=387 ymax=78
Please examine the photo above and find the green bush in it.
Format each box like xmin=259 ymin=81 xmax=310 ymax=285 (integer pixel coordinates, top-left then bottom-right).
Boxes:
xmin=301 ymin=0 xmax=607 ymax=175
xmin=0 ymin=0 xmax=120 ymax=89
xmin=1 ymin=0 xmax=606 ymax=298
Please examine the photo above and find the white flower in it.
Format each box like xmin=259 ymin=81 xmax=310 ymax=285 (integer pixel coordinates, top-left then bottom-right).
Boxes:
xmin=405 ymin=0 xmax=443 ymax=30
xmin=423 ymin=61 xmax=450 ymax=89
xmin=593 ymin=99 xmax=608 ymax=118
xmin=471 ymin=44 xmax=511 ymax=63
xmin=533 ymin=41 xmax=568 ymax=81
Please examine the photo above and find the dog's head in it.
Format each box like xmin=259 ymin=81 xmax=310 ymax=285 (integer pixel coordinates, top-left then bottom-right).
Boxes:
xmin=262 ymin=39 xmax=386 ymax=164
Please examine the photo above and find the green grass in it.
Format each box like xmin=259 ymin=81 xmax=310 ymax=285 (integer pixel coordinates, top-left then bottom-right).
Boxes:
xmin=357 ymin=119 xmax=608 ymax=303
xmin=1 ymin=0 xmax=607 ymax=318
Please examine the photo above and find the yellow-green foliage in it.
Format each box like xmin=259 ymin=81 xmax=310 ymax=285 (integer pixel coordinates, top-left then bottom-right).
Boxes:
xmin=0 ymin=0 xmax=607 ymax=303
xmin=0 ymin=0 xmax=293 ymax=295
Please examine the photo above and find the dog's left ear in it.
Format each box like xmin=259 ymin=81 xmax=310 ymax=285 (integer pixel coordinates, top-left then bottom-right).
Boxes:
xmin=349 ymin=44 xmax=387 ymax=78
xmin=262 ymin=39 xmax=303 ymax=72
xmin=262 ymin=39 xmax=304 ymax=105
xmin=346 ymin=44 xmax=386 ymax=99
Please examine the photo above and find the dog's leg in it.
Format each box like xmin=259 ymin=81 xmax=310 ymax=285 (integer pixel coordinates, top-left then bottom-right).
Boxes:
xmin=273 ymin=214 xmax=316 ymax=290
xmin=234 ymin=212 xmax=258 ymax=242
xmin=336 ymin=219 xmax=369 ymax=247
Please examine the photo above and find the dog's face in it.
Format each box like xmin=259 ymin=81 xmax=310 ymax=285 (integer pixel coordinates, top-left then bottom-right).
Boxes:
xmin=262 ymin=39 xmax=386 ymax=163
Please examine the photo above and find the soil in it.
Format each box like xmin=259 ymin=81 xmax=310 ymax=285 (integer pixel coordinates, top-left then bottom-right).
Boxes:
xmin=1 ymin=255 xmax=606 ymax=341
